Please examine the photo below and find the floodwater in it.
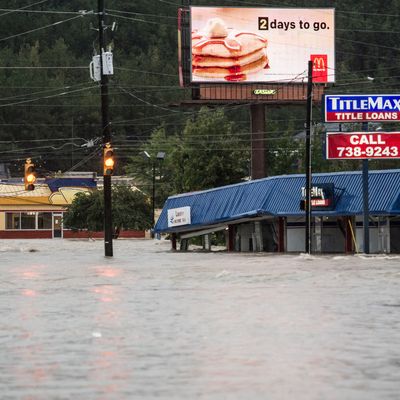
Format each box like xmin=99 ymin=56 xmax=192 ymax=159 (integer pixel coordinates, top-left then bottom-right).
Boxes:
xmin=1 ymin=239 xmax=400 ymax=400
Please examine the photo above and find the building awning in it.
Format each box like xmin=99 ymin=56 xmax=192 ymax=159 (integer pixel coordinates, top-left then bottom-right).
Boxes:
xmin=155 ymin=169 xmax=400 ymax=234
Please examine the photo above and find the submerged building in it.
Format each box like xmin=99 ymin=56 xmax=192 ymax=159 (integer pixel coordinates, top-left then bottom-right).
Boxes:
xmin=154 ymin=169 xmax=400 ymax=254
xmin=0 ymin=177 xmax=96 ymax=239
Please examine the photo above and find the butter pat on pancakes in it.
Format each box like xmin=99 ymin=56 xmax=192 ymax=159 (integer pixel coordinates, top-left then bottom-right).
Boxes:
xmin=192 ymin=18 xmax=268 ymax=81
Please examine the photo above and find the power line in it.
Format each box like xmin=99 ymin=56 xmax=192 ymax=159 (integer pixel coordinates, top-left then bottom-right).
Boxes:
xmin=0 ymin=86 xmax=97 ymax=108
xmin=338 ymin=9 xmax=400 ymax=17
xmin=0 ymin=14 xmax=86 ymax=42
xmin=106 ymin=9 xmax=177 ymax=20
xmin=0 ymin=8 xmax=94 ymax=16
xmin=0 ymin=66 xmax=87 ymax=69
xmin=0 ymin=137 xmax=88 ymax=143
xmin=106 ymin=12 xmax=175 ymax=27
xmin=0 ymin=82 xmax=94 ymax=102
xmin=336 ymin=37 xmax=400 ymax=52
xmin=156 ymin=0 xmax=180 ymax=5
xmin=0 ymin=0 xmax=49 ymax=17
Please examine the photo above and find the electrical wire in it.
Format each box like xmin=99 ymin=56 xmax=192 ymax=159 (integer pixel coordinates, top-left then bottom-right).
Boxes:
xmin=117 ymin=85 xmax=182 ymax=114
xmin=106 ymin=9 xmax=177 ymax=20
xmin=0 ymin=0 xmax=49 ymax=17
xmin=336 ymin=37 xmax=400 ymax=53
xmin=0 ymin=66 xmax=87 ymax=69
xmin=0 ymin=137 xmax=88 ymax=144
xmin=65 ymin=146 xmax=102 ymax=173
xmin=0 ymin=14 xmax=86 ymax=43
xmin=0 ymin=8 xmax=94 ymax=16
xmin=106 ymin=12 xmax=175 ymax=27
xmin=0 ymin=82 xmax=95 ymax=102
xmin=156 ymin=0 xmax=181 ymax=6
xmin=0 ymin=86 xmax=97 ymax=108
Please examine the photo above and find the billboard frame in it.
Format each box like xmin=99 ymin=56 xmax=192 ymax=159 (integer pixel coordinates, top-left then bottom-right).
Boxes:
xmin=189 ymin=6 xmax=335 ymax=85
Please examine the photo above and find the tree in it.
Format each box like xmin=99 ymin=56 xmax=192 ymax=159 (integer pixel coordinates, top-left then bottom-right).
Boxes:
xmin=125 ymin=108 xmax=250 ymax=201
xmin=63 ymin=185 xmax=152 ymax=235
xmin=176 ymin=108 xmax=249 ymax=192
xmin=125 ymin=126 xmax=177 ymax=209
xmin=2 ymin=0 xmax=400 ymax=177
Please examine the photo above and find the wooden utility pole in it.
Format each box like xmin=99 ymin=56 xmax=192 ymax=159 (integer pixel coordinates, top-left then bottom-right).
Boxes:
xmin=98 ymin=0 xmax=113 ymax=257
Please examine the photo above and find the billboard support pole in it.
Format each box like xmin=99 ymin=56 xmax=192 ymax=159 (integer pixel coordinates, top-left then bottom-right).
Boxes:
xmin=305 ymin=60 xmax=313 ymax=254
xmin=362 ymin=122 xmax=370 ymax=254
xmin=250 ymin=104 xmax=266 ymax=179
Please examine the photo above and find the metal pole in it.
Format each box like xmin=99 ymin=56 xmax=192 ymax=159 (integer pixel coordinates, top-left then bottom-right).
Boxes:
xmin=152 ymin=161 xmax=156 ymax=237
xmin=305 ymin=60 xmax=313 ymax=254
xmin=98 ymin=0 xmax=113 ymax=257
xmin=250 ymin=104 xmax=266 ymax=179
xmin=362 ymin=122 xmax=370 ymax=254
xmin=71 ymin=117 xmax=74 ymax=168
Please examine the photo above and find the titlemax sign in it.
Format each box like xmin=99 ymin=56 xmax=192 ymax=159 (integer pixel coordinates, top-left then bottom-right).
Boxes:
xmin=324 ymin=94 xmax=400 ymax=122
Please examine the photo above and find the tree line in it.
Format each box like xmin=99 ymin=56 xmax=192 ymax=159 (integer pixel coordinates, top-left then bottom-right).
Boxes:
xmin=1 ymin=1 xmax=400 ymax=230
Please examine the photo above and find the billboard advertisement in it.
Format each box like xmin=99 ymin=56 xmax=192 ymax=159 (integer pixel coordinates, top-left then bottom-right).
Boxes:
xmin=324 ymin=94 xmax=400 ymax=122
xmin=190 ymin=7 xmax=335 ymax=83
xmin=326 ymin=132 xmax=400 ymax=159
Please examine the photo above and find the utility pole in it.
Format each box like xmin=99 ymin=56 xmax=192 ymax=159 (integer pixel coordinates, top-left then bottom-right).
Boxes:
xmin=98 ymin=0 xmax=113 ymax=257
xmin=305 ymin=60 xmax=313 ymax=254
xmin=151 ymin=161 xmax=156 ymax=238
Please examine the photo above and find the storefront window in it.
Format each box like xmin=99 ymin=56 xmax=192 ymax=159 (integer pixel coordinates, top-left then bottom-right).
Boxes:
xmin=20 ymin=212 xmax=36 ymax=229
xmin=6 ymin=213 xmax=20 ymax=229
xmin=38 ymin=212 xmax=52 ymax=229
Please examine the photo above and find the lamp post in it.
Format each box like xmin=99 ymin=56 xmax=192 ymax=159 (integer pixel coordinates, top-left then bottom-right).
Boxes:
xmin=143 ymin=151 xmax=166 ymax=236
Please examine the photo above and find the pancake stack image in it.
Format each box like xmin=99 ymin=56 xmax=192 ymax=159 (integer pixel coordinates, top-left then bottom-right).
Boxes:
xmin=192 ymin=18 xmax=268 ymax=81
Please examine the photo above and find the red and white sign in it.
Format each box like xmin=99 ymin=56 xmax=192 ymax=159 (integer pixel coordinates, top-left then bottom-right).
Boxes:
xmin=311 ymin=199 xmax=330 ymax=206
xmin=326 ymin=132 xmax=400 ymax=159
xmin=311 ymin=54 xmax=328 ymax=83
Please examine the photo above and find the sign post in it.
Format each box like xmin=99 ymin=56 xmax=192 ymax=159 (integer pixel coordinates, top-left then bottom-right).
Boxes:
xmin=361 ymin=122 xmax=369 ymax=254
xmin=326 ymin=130 xmax=400 ymax=253
xmin=324 ymin=92 xmax=400 ymax=254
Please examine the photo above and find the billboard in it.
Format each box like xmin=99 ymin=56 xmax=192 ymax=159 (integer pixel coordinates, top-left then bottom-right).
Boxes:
xmin=326 ymin=132 xmax=400 ymax=159
xmin=190 ymin=7 xmax=335 ymax=83
xmin=324 ymin=94 xmax=400 ymax=122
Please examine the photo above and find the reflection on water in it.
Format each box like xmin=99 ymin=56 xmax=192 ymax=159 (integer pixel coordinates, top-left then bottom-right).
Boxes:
xmin=1 ymin=239 xmax=400 ymax=399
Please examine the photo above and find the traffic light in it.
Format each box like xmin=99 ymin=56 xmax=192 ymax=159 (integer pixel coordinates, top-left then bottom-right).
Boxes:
xmin=24 ymin=158 xmax=36 ymax=191
xmin=103 ymin=143 xmax=115 ymax=176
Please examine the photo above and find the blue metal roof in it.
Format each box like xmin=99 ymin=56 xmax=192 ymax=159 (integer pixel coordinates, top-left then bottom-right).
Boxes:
xmin=44 ymin=178 xmax=97 ymax=193
xmin=155 ymin=169 xmax=400 ymax=233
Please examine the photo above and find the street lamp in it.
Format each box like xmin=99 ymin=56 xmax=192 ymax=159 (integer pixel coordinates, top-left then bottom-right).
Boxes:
xmin=143 ymin=151 xmax=166 ymax=235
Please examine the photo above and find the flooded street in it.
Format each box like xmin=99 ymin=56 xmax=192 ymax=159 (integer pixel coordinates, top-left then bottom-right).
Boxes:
xmin=1 ymin=239 xmax=400 ymax=399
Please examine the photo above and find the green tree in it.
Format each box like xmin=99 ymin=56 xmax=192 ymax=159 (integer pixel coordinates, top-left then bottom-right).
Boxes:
xmin=125 ymin=108 xmax=249 ymax=201
xmin=174 ymin=107 xmax=249 ymax=192
xmin=63 ymin=185 xmax=152 ymax=234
